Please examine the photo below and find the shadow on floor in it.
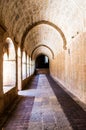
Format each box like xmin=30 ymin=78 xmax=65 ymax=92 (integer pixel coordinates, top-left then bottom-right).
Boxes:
xmin=23 ymin=75 xmax=39 ymax=90
xmin=47 ymin=75 xmax=86 ymax=130
xmin=2 ymin=75 xmax=39 ymax=130
xmin=2 ymin=96 xmax=35 ymax=130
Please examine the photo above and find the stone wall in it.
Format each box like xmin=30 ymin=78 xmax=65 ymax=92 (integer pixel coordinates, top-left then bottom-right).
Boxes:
xmin=4 ymin=87 xmax=18 ymax=110
xmin=50 ymin=32 xmax=86 ymax=103
xmin=22 ymin=75 xmax=34 ymax=90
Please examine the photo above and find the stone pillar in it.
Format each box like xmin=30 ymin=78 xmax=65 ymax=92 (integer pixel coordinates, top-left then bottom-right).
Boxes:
xmin=29 ymin=57 xmax=32 ymax=75
xmin=17 ymin=47 xmax=22 ymax=90
xmin=0 ymin=38 xmax=4 ymax=114
xmin=25 ymin=52 xmax=27 ymax=78
xmin=27 ymin=55 xmax=29 ymax=77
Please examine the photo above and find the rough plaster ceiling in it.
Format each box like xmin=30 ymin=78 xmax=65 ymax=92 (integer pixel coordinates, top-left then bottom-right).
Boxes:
xmin=0 ymin=0 xmax=85 ymax=59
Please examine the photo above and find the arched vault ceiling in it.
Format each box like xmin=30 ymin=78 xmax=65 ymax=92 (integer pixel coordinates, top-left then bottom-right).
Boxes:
xmin=24 ymin=24 xmax=64 ymax=56
xmin=32 ymin=46 xmax=53 ymax=60
xmin=31 ymin=45 xmax=54 ymax=60
xmin=22 ymin=21 xmax=67 ymax=50
xmin=0 ymin=0 xmax=85 ymax=45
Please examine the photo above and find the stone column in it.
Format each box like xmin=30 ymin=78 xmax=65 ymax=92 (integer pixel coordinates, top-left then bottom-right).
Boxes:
xmin=27 ymin=55 xmax=29 ymax=77
xmin=0 ymin=38 xmax=4 ymax=114
xmin=17 ymin=47 xmax=22 ymax=90
xmin=24 ymin=52 xmax=27 ymax=79
xmin=29 ymin=57 xmax=32 ymax=76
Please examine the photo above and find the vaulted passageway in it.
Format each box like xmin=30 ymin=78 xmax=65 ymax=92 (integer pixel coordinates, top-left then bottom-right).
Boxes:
xmin=2 ymin=74 xmax=86 ymax=130
xmin=0 ymin=0 xmax=86 ymax=129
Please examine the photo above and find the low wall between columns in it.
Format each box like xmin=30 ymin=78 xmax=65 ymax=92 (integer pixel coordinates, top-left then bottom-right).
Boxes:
xmin=0 ymin=87 xmax=18 ymax=115
xmin=22 ymin=74 xmax=34 ymax=90
xmin=0 ymin=95 xmax=4 ymax=114
xmin=4 ymin=87 xmax=18 ymax=110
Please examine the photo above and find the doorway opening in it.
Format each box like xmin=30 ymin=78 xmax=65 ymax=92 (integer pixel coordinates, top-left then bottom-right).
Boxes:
xmin=35 ymin=54 xmax=49 ymax=74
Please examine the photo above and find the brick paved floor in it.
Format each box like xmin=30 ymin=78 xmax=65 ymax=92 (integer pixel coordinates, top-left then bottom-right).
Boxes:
xmin=2 ymin=74 xmax=86 ymax=130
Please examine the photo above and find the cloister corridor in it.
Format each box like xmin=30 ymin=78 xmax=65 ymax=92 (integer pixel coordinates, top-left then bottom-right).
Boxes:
xmin=0 ymin=0 xmax=86 ymax=130
xmin=1 ymin=74 xmax=86 ymax=130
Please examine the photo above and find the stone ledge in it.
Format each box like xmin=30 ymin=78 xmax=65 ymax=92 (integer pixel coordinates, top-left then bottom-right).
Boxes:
xmin=3 ymin=86 xmax=15 ymax=94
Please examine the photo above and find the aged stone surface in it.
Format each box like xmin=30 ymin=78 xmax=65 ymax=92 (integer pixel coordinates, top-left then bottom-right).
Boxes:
xmin=0 ymin=0 xmax=86 ymax=125
xmin=1 ymin=74 xmax=86 ymax=130
xmin=50 ymin=32 xmax=86 ymax=103
xmin=0 ymin=0 xmax=85 ymax=55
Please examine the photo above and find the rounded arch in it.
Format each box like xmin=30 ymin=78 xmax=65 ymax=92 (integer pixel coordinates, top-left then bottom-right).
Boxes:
xmin=3 ymin=37 xmax=16 ymax=92
xmin=21 ymin=20 xmax=67 ymax=50
xmin=31 ymin=46 xmax=53 ymax=60
xmin=6 ymin=37 xmax=16 ymax=59
xmin=31 ymin=44 xmax=54 ymax=60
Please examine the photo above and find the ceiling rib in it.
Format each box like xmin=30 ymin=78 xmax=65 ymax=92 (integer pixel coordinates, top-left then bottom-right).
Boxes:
xmin=21 ymin=20 xmax=67 ymax=50
xmin=31 ymin=44 xmax=54 ymax=60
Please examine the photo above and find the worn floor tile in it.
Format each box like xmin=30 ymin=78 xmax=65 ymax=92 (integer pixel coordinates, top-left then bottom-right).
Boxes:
xmin=2 ymin=74 xmax=86 ymax=130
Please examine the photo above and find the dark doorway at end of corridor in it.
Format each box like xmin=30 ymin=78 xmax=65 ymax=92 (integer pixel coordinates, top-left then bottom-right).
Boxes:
xmin=35 ymin=54 xmax=49 ymax=74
